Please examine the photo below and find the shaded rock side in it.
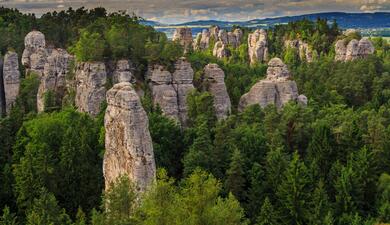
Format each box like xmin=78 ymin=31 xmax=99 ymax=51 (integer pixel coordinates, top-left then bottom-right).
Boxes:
xmin=238 ymin=58 xmax=305 ymax=111
xmin=204 ymin=64 xmax=231 ymax=119
xmin=335 ymin=38 xmax=374 ymax=61
xmin=22 ymin=30 xmax=48 ymax=77
xmin=37 ymin=49 xmax=73 ymax=112
xmin=172 ymin=27 xmax=193 ymax=52
xmin=248 ymin=29 xmax=268 ymax=64
xmin=103 ymin=82 xmax=156 ymax=192
xmin=75 ymin=62 xmax=107 ymax=117
xmin=194 ymin=29 xmax=211 ymax=51
xmin=3 ymin=51 xmax=20 ymax=114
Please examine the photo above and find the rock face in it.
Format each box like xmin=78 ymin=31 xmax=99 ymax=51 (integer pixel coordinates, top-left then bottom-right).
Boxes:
xmin=37 ymin=49 xmax=73 ymax=112
xmin=204 ymin=64 xmax=231 ymax=119
xmin=3 ymin=51 xmax=20 ymax=114
xmin=248 ymin=29 xmax=268 ymax=65
xmin=22 ymin=31 xmax=48 ymax=77
xmin=284 ymin=40 xmax=313 ymax=62
xmin=173 ymin=27 xmax=193 ymax=52
xmin=213 ymin=41 xmax=229 ymax=58
xmin=335 ymin=38 xmax=374 ymax=61
xmin=113 ymin=60 xmax=133 ymax=84
xmin=194 ymin=29 xmax=211 ymax=51
xmin=147 ymin=58 xmax=195 ymax=127
xmin=103 ymin=82 xmax=156 ymax=191
xmin=239 ymin=58 xmax=306 ymax=110
xmin=75 ymin=62 xmax=107 ymax=116
xmin=210 ymin=26 xmax=220 ymax=41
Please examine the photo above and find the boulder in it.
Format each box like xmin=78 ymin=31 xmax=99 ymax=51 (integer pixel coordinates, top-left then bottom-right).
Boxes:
xmin=248 ymin=29 xmax=268 ymax=64
xmin=3 ymin=51 xmax=20 ymax=114
xmin=213 ymin=41 xmax=229 ymax=58
xmin=239 ymin=58 xmax=304 ymax=110
xmin=75 ymin=62 xmax=107 ymax=117
xmin=22 ymin=31 xmax=48 ymax=77
xmin=113 ymin=60 xmax=133 ymax=84
xmin=37 ymin=49 xmax=73 ymax=112
xmin=204 ymin=64 xmax=231 ymax=119
xmin=103 ymin=82 xmax=156 ymax=192
xmin=173 ymin=27 xmax=193 ymax=53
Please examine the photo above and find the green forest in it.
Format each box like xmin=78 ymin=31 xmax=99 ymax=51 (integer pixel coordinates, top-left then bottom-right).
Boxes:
xmin=0 ymin=6 xmax=390 ymax=225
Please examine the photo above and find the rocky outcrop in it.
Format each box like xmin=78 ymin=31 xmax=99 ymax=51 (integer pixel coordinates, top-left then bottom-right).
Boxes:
xmin=147 ymin=58 xmax=195 ymax=127
xmin=213 ymin=41 xmax=229 ymax=58
xmin=210 ymin=26 xmax=220 ymax=41
xmin=248 ymin=29 xmax=268 ymax=65
xmin=3 ymin=51 xmax=20 ymax=114
xmin=239 ymin=58 xmax=306 ymax=110
xmin=194 ymin=27 xmax=243 ymax=51
xmin=204 ymin=64 xmax=231 ymax=119
xmin=218 ymin=29 xmax=228 ymax=44
xmin=194 ymin=29 xmax=211 ymax=51
xmin=37 ymin=49 xmax=73 ymax=112
xmin=103 ymin=82 xmax=156 ymax=191
xmin=75 ymin=62 xmax=107 ymax=116
xmin=335 ymin=38 xmax=374 ymax=62
xmin=284 ymin=40 xmax=313 ymax=62
xmin=173 ymin=27 xmax=193 ymax=53
xmin=22 ymin=31 xmax=48 ymax=77
xmin=113 ymin=60 xmax=133 ymax=84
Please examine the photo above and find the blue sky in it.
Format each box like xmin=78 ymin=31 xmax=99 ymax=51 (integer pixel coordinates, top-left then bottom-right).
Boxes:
xmin=0 ymin=0 xmax=389 ymax=23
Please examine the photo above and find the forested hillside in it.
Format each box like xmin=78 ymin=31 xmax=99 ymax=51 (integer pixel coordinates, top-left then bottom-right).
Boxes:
xmin=0 ymin=7 xmax=390 ymax=225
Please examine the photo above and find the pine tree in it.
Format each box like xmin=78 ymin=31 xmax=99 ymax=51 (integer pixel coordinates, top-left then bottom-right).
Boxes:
xmin=225 ymin=149 xmax=246 ymax=202
xmin=246 ymin=163 xmax=266 ymax=221
xmin=256 ymin=197 xmax=279 ymax=225
xmin=265 ymin=148 xmax=289 ymax=200
xmin=310 ymin=180 xmax=333 ymax=225
xmin=0 ymin=206 xmax=18 ymax=225
xmin=276 ymin=152 xmax=310 ymax=225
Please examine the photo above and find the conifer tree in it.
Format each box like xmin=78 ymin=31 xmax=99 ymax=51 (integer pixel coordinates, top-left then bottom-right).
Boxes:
xmin=256 ymin=197 xmax=279 ymax=225
xmin=225 ymin=148 xmax=246 ymax=202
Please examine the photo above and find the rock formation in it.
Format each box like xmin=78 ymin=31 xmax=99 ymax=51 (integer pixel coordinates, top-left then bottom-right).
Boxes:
xmin=75 ymin=62 xmax=107 ymax=116
xmin=172 ymin=27 xmax=193 ymax=52
xmin=113 ymin=60 xmax=133 ymax=84
xmin=204 ymin=64 xmax=231 ymax=119
xmin=147 ymin=58 xmax=195 ymax=127
xmin=210 ymin=26 xmax=220 ymax=41
xmin=194 ymin=29 xmax=211 ymax=51
xmin=284 ymin=40 xmax=313 ymax=62
xmin=248 ymin=29 xmax=268 ymax=65
xmin=335 ymin=38 xmax=374 ymax=62
xmin=22 ymin=31 xmax=48 ymax=77
xmin=103 ymin=82 xmax=156 ymax=192
xmin=213 ymin=41 xmax=229 ymax=58
xmin=3 ymin=51 xmax=20 ymax=114
xmin=218 ymin=29 xmax=228 ymax=44
xmin=37 ymin=49 xmax=73 ymax=112
xmin=239 ymin=58 xmax=306 ymax=110
xmin=194 ymin=27 xmax=242 ymax=51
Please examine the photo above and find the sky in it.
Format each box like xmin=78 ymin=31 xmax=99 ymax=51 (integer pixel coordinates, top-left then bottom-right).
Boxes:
xmin=0 ymin=0 xmax=389 ymax=24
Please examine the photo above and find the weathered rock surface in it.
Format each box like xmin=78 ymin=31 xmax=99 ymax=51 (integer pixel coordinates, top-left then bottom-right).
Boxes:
xmin=103 ymin=82 xmax=156 ymax=191
xmin=248 ymin=29 xmax=268 ymax=64
xmin=147 ymin=58 xmax=195 ymax=126
xmin=173 ymin=27 xmax=193 ymax=52
xmin=194 ymin=29 xmax=211 ymax=50
xmin=194 ymin=27 xmax=242 ymax=51
xmin=284 ymin=40 xmax=313 ymax=62
xmin=37 ymin=49 xmax=73 ymax=112
xmin=239 ymin=58 xmax=306 ymax=110
xmin=113 ymin=60 xmax=133 ymax=84
xmin=75 ymin=62 xmax=107 ymax=116
xmin=22 ymin=31 xmax=48 ymax=77
xmin=218 ymin=29 xmax=228 ymax=44
xmin=213 ymin=41 xmax=229 ymax=58
xmin=335 ymin=38 xmax=374 ymax=61
xmin=147 ymin=65 xmax=179 ymax=121
xmin=3 ymin=51 xmax=20 ymax=114
xmin=210 ymin=26 xmax=220 ymax=41
xmin=204 ymin=64 xmax=231 ymax=119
